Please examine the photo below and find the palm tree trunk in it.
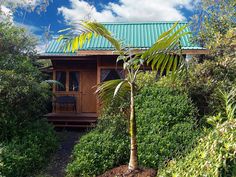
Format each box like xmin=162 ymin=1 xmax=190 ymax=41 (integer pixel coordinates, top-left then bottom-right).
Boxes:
xmin=128 ymin=83 xmax=138 ymax=170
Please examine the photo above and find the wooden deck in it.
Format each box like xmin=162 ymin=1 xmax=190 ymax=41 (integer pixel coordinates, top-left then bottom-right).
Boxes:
xmin=45 ymin=112 xmax=97 ymax=128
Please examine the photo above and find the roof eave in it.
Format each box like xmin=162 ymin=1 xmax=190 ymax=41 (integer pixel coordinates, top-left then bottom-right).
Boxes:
xmin=38 ymin=49 xmax=209 ymax=59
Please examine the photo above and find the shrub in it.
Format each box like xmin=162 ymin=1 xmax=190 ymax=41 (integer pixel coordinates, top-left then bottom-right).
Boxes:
xmin=0 ymin=120 xmax=58 ymax=177
xmin=66 ymin=84 xmax=199 ymax=176
xmin=135 ymin=85 xmax=200 ymax=168
xmin=0 ymin=22 xmax=58 ymax=176
xmin=157 ymin=119 xmax=236 ymax=177
xmin=66 ymin=112 xmax=129 ymax=177
xmin=184 ymin=54 xmax=236 ymax=118
xmin=0 ymin=69 xmax=50 ymax=141
xmin=0 ymin=22 xmax=51 ymax=141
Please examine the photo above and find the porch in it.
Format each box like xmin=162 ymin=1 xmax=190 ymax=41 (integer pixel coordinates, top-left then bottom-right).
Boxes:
xmin=45 ymin=57 xmax=123 ymax=128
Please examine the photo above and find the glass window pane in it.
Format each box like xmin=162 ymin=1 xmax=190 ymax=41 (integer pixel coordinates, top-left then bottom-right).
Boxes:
xmin=69 ymin=71 xmax=79 ymax=91
xmin=56 ymin=71 xmax=66 ymax=91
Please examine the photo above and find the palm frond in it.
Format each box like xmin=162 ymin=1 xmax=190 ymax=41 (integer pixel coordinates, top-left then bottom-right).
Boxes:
xmin=142 ymin=22 xmax=190 ymax=76
xmin=41 ymin=80 xmax=64 ymax=88
xmin=58 ymin=21 xmax=123 ymax=53
xmin=96 ymin=79 xmax=130 ymax=105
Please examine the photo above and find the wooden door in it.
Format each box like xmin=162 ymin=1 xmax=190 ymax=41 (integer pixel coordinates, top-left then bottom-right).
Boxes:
xmin=81 ymin=71 xmax=97 ymax=113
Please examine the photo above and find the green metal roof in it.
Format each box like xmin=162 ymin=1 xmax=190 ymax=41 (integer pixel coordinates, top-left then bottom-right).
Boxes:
xmin=44 ymin=22 xmax=204 ymax=55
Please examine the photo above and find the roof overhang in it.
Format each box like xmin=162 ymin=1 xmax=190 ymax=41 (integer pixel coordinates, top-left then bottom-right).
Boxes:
xmin=38 ymin=49 xmax=209 ymax=59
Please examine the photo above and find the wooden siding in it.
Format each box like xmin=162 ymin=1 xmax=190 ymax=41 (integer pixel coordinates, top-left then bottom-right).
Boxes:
xmin=52 ymin=59 xmax=98 ymax=114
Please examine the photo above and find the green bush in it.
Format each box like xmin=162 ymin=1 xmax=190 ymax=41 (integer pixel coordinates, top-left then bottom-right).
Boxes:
xmin=0 ymin=21 xmax=50 ymax=141
xmin=136 ymin=86 xmax=200 ymax=168
xmin=0 ymin=69 xmax=50 ymax=141
xmin=66 ymin=84 xmax=199 ymax=176
xmin=186 ymin=58 xmax=236 ymax=117
xmin=0 ymin=120 xmax=58 ymax=177
xmin=66 ymin=112 xmax=129 ymax=177
xmin=0 ymin=22 xmax=58 ymax=176
xmin=158 ymin=119 xmax=236 ymax=177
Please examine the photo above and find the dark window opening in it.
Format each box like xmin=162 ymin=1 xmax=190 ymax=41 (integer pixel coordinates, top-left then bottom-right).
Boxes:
xmin=69 ymin=71 xmax=79 ymax=91
xmin=56 ymin=71 xmax=66 ymax=91
xmin=101 ymin=69 xmax=124 ymax=82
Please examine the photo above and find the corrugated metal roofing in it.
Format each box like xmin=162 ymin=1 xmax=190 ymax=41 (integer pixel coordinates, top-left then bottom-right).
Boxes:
xmin=44 ymin=22 xmax=203 ymax=54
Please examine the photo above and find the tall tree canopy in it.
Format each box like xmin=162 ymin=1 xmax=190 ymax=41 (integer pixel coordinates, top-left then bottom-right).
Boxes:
xmin=191 ymin=0 xmax=236 ymax=57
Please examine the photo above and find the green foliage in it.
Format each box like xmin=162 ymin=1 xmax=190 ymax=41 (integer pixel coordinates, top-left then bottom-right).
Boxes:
xmin=0 ymin=22 xmax=37 ymax=58
xmin=0 ymin=69 xmax=50 ymax=140
xmin=66 ymin=83 xmax=199 ymax=176
xmin=142 ymin=22 xmax=188 ymax=76
xmin=66 ymin=112 xmax=129 ymax=177
xmin=135 ymin=84 xmax=200 ymax=168
xmin=158 ymin=87 xmax=236 ymax=177
xmin=169 ymin=28 xmax=236 ymax=118
xmin=58 ymin=21 xmax=123 ymax=53
xmin=185 ymin=56 xmax=236 ymax=117
xmin=191 ymin=0 xmax=236 ymax=57
xmin=0 ymin=22 xmax=50 ymax=141
xmin=0 ymin=120 xmax=58 ymax=177
xmin=158 ymin=118 xmax=236 ymax=177
xmin=0 ymin=22 xmax=58 ymax=176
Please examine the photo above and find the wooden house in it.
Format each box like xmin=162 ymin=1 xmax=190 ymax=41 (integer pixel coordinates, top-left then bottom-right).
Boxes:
xmin=39 ymin=22 xmax=208 ymax=128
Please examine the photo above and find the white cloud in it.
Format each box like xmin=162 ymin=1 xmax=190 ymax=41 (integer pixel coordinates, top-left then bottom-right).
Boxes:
xmin=0 ymin=0 xmax=47 ymax=22
xmin=15 ymin=22 xmax=42 ymax=33
xmin=0 ymin=0 xmax=46 ymax=10
xmin=0 ymin=5 xmax=13 ymax=22
xmin=0 ymin=5 xmax=11 ymax=15
xmin=58 ymin=0 xmax=194 ymax=23
xmin=58 ymin=0 xmax=116 ymax=23
xmin=36 ymin=41 xmax=47 ymax=54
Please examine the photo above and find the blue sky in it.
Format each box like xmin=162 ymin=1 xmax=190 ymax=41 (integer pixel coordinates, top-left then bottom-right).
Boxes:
xmin=2 ymin=0 xmax=196 ymax=51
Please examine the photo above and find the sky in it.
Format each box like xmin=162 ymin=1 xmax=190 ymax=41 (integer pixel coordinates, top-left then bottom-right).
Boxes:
xmin=0 ymin=0 xmax=197 ymax=52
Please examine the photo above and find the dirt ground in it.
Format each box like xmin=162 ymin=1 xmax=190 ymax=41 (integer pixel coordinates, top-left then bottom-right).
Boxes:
xmin=98 ymin=165 xmax=156 ymax=177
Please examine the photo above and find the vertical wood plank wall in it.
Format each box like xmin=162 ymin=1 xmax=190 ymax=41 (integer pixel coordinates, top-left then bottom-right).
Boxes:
xmin=51 ymin=56 xmax=121 ymax=114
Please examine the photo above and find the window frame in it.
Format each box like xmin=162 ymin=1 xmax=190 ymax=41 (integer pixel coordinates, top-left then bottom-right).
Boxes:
xmin=54 ymin=70 xmax=80 ymax=93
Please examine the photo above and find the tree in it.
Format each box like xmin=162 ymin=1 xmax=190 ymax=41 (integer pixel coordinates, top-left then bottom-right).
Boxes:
xmin=0 ymin=21 xmax=50 ymax=140
xmin=191 ymin=0 xmax=236 ymax=57
xmin=59 ymin=21 xmax=188 ymax=172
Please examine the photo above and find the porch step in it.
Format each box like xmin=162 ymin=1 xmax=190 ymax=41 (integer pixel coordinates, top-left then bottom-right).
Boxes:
xmin=48 ymin=119 xmax=96 ymax=123
xmin=52 ymin=124 xmax=96 ymax=128
xmin=45 ymin=112 xmax=97 ymax=128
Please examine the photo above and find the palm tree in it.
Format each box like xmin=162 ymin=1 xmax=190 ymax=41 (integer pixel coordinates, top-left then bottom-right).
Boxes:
xmin=58 ymin=21 xmax=189 ymax=171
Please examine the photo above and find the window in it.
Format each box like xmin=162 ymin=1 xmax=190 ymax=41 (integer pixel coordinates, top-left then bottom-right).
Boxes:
xmin=101 ymin=69 xmax=124 ymax=82
xmin=69 ymin=71 xmax=79 ymax=91
xmin=56 ymin=71 xmax=66 ymax=91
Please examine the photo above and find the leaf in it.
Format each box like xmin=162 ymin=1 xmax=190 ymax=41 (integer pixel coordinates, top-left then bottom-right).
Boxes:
xmin=160 ymin=55 xmax=170 ymax=76
xmin=166 ymin=54 xmax=174 ymax=75
xmin=59 ymin=21 xmax=123 ymax=54
xmin=96 ymin=79 xmax=130 ymax=105
xmin=42 ymin=80 xmax=64 ymax=88
xmin=58 ymin=27 xmax=72 ymax=33
xmin=117 ymin=55 xmax=126 ymax=62
xmin=114 ymin=80 xmax=127 ymax=97
xmin=142 ymin=22 xmax=189 ymax=77
xmin=57 ymin=35 xmax=64 ymax=42
xmin=79 ymin=33 xmax=86 ymax=48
